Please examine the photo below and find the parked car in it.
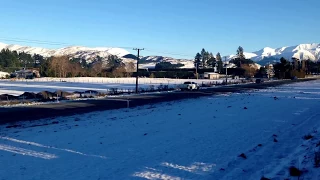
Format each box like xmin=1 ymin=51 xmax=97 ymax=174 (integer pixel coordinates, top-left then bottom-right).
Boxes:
xmin=178 ymin=81 xmax=200 ymax=91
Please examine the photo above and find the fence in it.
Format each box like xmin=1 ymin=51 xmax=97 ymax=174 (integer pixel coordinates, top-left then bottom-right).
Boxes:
xmin=0 ymin=77 xmax=242 ymax=85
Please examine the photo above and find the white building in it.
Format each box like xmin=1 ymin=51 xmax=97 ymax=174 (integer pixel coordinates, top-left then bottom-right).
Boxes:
xmin=0 ymin=71 xmax=9 ymax=78
xmin=203 ymin=72 xmax=220 ymax=79
xmin=10 ymin=69 xmax=40 ymax=79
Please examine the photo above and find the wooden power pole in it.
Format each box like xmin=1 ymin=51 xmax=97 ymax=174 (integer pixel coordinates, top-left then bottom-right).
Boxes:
xmin=224 ymin=56 xmax=228 ymax=85
xmin=133 ymin=48 xmax=144 ymax=93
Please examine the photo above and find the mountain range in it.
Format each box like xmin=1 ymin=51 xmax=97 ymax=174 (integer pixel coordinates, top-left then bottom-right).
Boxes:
xmin=0 ymin=42 xmax=319 ymax=67
xmin=228 ymin=43 xmax=320 ymax=64
xmin=0 ymin=42 xmax=130 ymax=64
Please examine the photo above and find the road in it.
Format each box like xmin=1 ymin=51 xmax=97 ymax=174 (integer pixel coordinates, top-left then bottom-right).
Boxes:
xmin=0 ymin=78 xmax=316 ymax=124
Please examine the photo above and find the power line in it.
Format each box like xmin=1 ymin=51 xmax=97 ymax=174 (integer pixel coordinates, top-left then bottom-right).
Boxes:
xmin=143 ymin=49 xmax=194 ymax=58
xmin=0 ymin=37 xmax=135 ymax=50
xmin=0 ymin=37 xmax=71 ymax=46
xmin=0 ymin=36 xmax=195 ymax=58
xmin=0 ymin=38 xmax=69 ymax=46
xmin=0 ymin=37 xmax=68 ymax=44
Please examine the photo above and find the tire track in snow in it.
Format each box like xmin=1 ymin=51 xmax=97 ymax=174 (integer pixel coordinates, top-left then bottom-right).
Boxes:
xmin=0 ymin=144 xmax=57 ymax=160
xmin=0 ymin=136 xmax=107 ymax=159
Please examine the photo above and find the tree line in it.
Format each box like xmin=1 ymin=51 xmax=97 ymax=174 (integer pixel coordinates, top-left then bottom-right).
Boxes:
xmin=0 ymin=49 xmax=135 ymax=78
xmin=193 ymin=46 xmax=257 ymax=77
xmin=1 ymin=47 xmax=319 ymax=79
xmin=273 ymin=57 xmax=320 ymax=79
xmin=193 ymin=46 xmax=320 ymax=79
xmin=194 ymin=49 xmax=223 ymax=72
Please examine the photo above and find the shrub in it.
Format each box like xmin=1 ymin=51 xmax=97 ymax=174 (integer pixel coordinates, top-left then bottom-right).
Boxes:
xmin=149 ymin=85 xmax=155 ymax=92
xmin=315 ymin=151 xmax=320 ymax=167
xmin=138 ymin=88 xmax=146 ymax=93
xmin=238 ymin=153 xmax=247 ymax=159
xmin=303 ymin=134 xmax=313 ymax=140
xmin=109 ymin=88 xmax=119 ymax=95
xmin=289 ymin=166 xmax=302 ymax=177
xmin=260 ymin=177 xmax=270 ymax=180
xmin=157 ymin=84 xmax=164 ymax=91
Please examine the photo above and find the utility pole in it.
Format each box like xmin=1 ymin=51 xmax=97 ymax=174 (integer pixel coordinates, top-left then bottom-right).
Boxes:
xmin=195 ymin=62 xmax=198 ymax=80
xmin=224 ymin=56 xmax=228 ymax=85
xmin=133 ymin=48 xmax=144 ymax=93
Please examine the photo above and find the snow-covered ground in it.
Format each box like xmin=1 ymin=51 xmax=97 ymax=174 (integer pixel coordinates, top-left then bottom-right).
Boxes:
xmin=0 ymin=77 xmax=238 ymax=96
xmin=1 ymin=80 xmax=320 ymax=180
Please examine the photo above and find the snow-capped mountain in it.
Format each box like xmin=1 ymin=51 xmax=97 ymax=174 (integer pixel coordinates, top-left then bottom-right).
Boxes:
xmin=228 ymin=43 xmax=320 ymax=64
xmin=1 ymin=42 xmax=319 ymax=68
xmin=0 ymin=42 xmax=194 ymax=68
xmin=0 ymin=42 xmax=130 ymax=63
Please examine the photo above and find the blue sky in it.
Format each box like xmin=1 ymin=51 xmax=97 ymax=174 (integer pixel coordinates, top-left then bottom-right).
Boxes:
xmin=0 ymin=0 xmax=319 ymax=59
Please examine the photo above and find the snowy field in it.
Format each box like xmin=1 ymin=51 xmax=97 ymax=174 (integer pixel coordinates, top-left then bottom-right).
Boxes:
xmin=1 ymin=80 xmax=320 ymax=180
xmin=0 ymin=77 xmax=238 ymax=96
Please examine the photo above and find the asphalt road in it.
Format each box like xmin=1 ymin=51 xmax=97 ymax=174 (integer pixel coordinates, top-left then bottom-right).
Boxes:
xmin=0 ymin=78 xmax=317 ymax=125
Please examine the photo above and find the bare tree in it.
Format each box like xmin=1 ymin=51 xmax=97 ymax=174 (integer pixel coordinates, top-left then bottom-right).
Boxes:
xmin=127 ymin=61 xmax=136 ymax=72
xmin=50 ymin=56 xmax=70 ymax=78
xmin=91 ymin=61 xmax=103 ymax=77
xmin=241 ymin=64 xmax=256 ymax=78
xmin=112 ymin=65 xmax=126 ymax=77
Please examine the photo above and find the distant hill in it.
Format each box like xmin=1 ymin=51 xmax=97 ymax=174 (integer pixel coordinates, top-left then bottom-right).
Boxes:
xmin=122 ymin=54 xmax=137 ymax=59
xmin=0 ymin=42 xmax=130 ymax=64
xmin=1 ymin=42 xmax=319 ymax=68
xmin=227 ymin=43 xmax=320 ymax=65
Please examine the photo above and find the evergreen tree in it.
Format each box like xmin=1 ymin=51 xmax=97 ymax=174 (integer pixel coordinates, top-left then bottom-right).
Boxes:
xmin=206 ymin=53 xmax=216 ymax=68
xmin=107 ymin=55 xmax=124 ymax=72
xmin=216 ymin=52 xmax=222 ymax=61
xmin=216 ymin=52 xmax=223 ymax=73
xmin=209 ymin=52 xmax=214 ymax=59
xmin=194 ymin=53 xmax=201 ymax=69
xmin=0 ymin=49 xmax=21 ymax=71
xmin=19 ymin=52 xmax=34 ymax=68
xmin=201 ymin=48 xmax=208 ymax=68
xmin=236 ymin=46 xmax=245 ymax=60
xmin=273 ymin=57 xmax=292 ymax=79
xmin=255 ymin=67 xmax=267 ymax=78
xmin=204 ymin=51 xmax=210 ymax=68
xmin=33 ymin=54 xmax=45 ymax=68
xmin=39 ymin=57 xmax=53 ymax=77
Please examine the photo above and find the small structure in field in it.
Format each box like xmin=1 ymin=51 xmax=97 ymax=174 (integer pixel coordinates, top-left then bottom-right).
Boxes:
xmin=204 ymin=72 xmax=220 ymax=79
xmin=0 ymin=71 xmax=9 ymax=79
